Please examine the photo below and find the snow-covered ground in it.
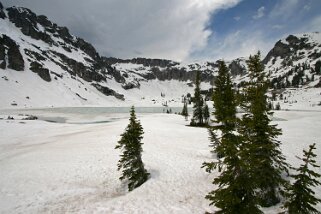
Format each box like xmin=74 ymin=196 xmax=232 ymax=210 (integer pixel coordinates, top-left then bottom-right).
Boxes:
xmin=0 ymin=109 xmax=320 ymax=213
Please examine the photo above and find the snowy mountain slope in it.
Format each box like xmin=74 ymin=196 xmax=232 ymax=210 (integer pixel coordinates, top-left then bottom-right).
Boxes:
xmin=0 ymin=3 xmax=215 ymax=108
xmin=261 ymin=33 xmax=321 ymax=110
xmin=0 ymin=3 xmax=127 ymax=108
xmin=264 ymin=32 xmax=321 ymax=85
xmin=0 ymin=2 xmax=320 ymax=109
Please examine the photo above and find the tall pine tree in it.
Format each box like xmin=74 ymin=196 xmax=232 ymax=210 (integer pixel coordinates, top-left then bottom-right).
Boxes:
xmin=203 ymin=102 xmax=210 ymax=125
xmin=239 ymin=52 xmax=289 ymax=207
xmin=181 ymin=101 xmax=189 ymax=120
xmin=191 ymin=70 xmax=204 ymax=126
xmin=285 ymin=143 xmax=321 ymax=214
xmin=210 ymin=60 xmax=238 ymax=157
xmin=115 ymin=106 xmax=150 ymax=191
xmin=203 ymin=60 xmax=262 ymax=213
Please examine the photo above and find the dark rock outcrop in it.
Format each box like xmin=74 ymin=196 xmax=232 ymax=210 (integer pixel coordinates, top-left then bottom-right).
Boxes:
xmin=6 ymin=6 xmax=100 ymax=61
xmin=263 ymin=34 xmax=315 ymax=64
xmin=150 ymin=67 xmax=213 ymax=82
xmin=263 ymin=40 xmax=291 ymax=64
xmin=92 ymin=83 xmax=125 ymax=100
xmin=0 ymin=35 xmax=24 ymax=71
xmin=30 ymin=61 xmax=51 ymax=82
xmin=315 ymin=79 xmax=321 ymax=88
xmin=315 ymin=61 xmax=321 ymax=75
xmin=229 ymin=59 xmax=246 ymax=76
xmin=24 ymin=49 xmax=46 ymax=61
xmin=0 ymin=2 xmax=6 ymax=19
xmin=0 ymin=37 xmax=6 ymax=69
xmin=22 ymin=115 xmax=38 ymax=120
xmin=7 ymin=7 xmax=54 ymax=44
xmin=103 ymin=57 xmax=178 ymax=68
xmin=54 ymin=52 xmax=105 ymax=82
xmin=75 ymin=38 xmax=99 ymax=61
xmin=107 ymin=67 xmax=125 ymax=83
xmin=122 ymin=81 xmax=140 ymax=90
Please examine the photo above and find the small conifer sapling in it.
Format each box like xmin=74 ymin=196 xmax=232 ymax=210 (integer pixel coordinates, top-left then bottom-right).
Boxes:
xmin=285 ymin=143 xmax=321 ymax=214
xmin=115 ymin=106 xmax=149 ymax=191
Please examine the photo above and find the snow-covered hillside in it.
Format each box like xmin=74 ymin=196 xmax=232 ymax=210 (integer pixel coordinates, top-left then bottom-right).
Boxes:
xmin=0 ymin=2 xmax=321 ymax=109
xmin=0 ymin=3 xmax=215 ymax=108
xmin=0 ymin=110 xmax=320 ymax=213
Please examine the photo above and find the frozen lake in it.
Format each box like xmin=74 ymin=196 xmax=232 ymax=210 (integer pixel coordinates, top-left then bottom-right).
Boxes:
xmin=0 ymin=107 xmax=187 ymax=124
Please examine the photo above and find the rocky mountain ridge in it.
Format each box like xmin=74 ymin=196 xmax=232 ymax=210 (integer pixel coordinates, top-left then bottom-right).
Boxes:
xmin=0 ymin=2 xmax=320 ymax=108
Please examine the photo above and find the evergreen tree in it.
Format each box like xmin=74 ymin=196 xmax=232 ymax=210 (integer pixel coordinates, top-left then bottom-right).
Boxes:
xmin=203 ymin=131 xmax=263 ymax=214
xmin=285 ymin=143 xmax=321 ymax=214
xmin=203 ymin=102 xmax=210 ymax=124
xmin=115 ymin=106 xmax=149 ymax=191
xmin=191 ymin=70 xmax=204 ymax=126
xmin=211 ymin=61 xmax=237 ymax=157
xmin=212 ymin=61 xmax=237 ymax=130
xmin=239 ymin=52 xmax=289 ymax=207
xmin=203 ymin=60 xmax=262 ymax=213
xmin=181 ymin=102 xmax=189 ymax=120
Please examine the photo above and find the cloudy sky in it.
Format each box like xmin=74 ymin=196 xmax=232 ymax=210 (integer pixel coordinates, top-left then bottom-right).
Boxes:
xmin=2 ymin=0 xmax=321 ymax=62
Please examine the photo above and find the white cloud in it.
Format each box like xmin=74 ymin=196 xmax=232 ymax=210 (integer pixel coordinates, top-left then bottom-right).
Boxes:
xmin=269 ymin=0 xmax=299 ymax=20
xmin=2 ymin=0 xmax=241 ymax=61
xmin=234 ymin=16 xmax=241 ymax=21
xmin=195 ymin=30 xmax=274 ymax=62
xmin=299 ymin=15 xmax=321 ymax=33
xmin=253 ymin=6 xmax=265 ymax=20
xmin=304 ymin=4 xmax=311 ymax=11
xmin=272 ymin=25 xmax=284 ymax=30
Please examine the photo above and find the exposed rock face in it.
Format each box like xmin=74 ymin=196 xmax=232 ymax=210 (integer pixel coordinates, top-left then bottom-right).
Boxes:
xmin=24 ymin=49 xmax=46 ymax=61
xmin=0 ymin=37 xmax=6 ymax=69
xmin=30 ymin=61 xmax=51 ymax=82
xmin=263 ymin=40 xmax=291 ymax=64
xmin=7 ymin=7 xmax=54 ymax=44
xmin=6 ymin=6 xmax=100 ymax=61
xmin=92 ymin=83 xmax=125 ymax=100
xmin=263 ymin=34 xmax=314 ymax=64
xmin=122 ymin=81 xmax=140 ymax=90
xmin=0 ymin=2 xmax=6 ymax=19
xmin=315 ymin=61 xmax=321 ymax=74
xmin=107 ymin=67 xmax=125 ymax=83
xmin=53 ymin=52 xmax=106 ymax=82
xmin=0 ymin=35 xmax=24 ymax=71
xmin=103 ymin=57 xmax=178 ymax=68
xmin=229 ymin=59 xmax=246 ymax=76
xmin=143 ymin=67 xmax=214 ymax=83
xmin=75 ymin=38 xmax=99 ymax=61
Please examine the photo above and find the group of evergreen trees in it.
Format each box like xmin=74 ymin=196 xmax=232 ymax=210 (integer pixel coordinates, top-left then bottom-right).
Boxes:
xmin=190 ymin=70 xmax=210 ymax=126
xmin=181 ymin=102 xmax=189 ymax=120
xmin=202 ymin=52 xmax=321 ymax=213
xmin=113 ymin=54 xmax=320 ymax=214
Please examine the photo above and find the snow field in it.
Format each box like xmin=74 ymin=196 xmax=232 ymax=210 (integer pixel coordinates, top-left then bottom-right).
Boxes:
xmin=0 ymin=113 xmax=215 ymax=213
xmin=0 ymin=111 xmax=320 ymax=213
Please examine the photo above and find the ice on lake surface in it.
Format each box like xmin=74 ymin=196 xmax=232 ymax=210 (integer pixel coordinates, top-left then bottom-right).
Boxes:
xmin=1 ymin=107 xmax=300 ymax=124
xmin=0 ymin=107 xmax=186 ymax=124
